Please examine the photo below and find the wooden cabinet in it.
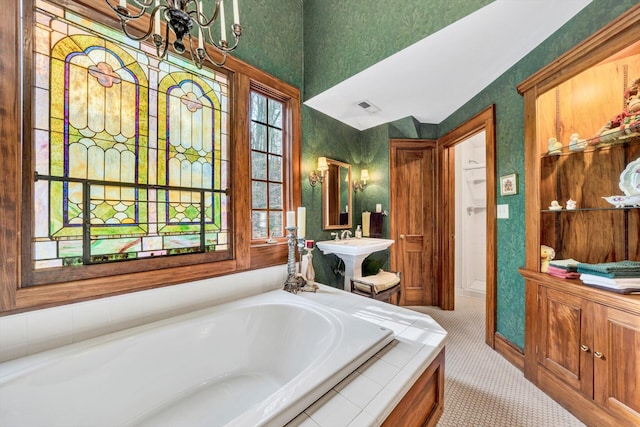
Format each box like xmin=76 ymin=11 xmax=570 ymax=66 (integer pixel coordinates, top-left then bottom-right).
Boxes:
xmin=522 ymin=275 xmax=640 ymax=426
xmin=518 ymin=5 xmax=640 ymax=427
xmin=592 ymin=304 xmax=640 ymax=425
xmin=536 ymin=286 xmax=593 ymax=398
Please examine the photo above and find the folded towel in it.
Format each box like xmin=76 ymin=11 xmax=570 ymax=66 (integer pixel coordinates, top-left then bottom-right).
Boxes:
xmin=577 ymin=261 xmax=640 ymax=278
xmin=549 ymin=258 xmax=580 ymax=272
xmin=546 ymin=265 xmax=580 ymax=279
xmin=580 ymin=273 xmax=640 ymax=289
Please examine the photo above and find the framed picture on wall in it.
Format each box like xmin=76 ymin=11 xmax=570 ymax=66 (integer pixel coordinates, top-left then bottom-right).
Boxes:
xmin=500 ymin=173 xmax=517 ymax=196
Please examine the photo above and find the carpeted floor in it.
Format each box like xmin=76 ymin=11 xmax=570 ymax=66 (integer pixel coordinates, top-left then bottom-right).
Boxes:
xmin=409 ymin=295 xmax=585 ymax=427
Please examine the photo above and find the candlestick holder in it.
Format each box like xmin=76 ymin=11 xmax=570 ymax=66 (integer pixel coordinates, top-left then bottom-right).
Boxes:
xmin=283 ymin=226 xmax=306 ymax=293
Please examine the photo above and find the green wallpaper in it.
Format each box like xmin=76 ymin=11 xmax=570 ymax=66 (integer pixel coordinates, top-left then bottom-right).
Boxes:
xmin=301 ymin=107 xmax=361 ymax=288
xmin=437 ymin=0 xmax=640 ymax=349
xmin=302 ymin=0 xmax=493 ymax=99
xmin=210 ymin=0 xmax=304 ymax=88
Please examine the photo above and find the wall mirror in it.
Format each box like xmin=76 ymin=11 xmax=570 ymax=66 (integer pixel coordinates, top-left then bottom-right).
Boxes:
xmin=322 ymin=158 xmax=352 ymax=230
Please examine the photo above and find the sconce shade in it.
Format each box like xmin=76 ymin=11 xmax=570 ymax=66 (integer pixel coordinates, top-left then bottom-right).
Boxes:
xmin=317 ymin=157 xmax=329 ymax=172
xmin=360 ymin=169 xmax=369 ymax=183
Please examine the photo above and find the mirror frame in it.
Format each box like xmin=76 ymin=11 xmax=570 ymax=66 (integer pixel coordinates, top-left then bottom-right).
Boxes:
xmin=322 ymin=158 xmax=352 ymax=230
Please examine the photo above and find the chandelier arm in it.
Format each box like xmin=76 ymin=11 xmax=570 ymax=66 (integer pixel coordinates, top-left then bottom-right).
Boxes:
xmin=105 ymin=0 xmax=148 ymax=20
xmin=130 ymin=0 xmax=156 ymax=7
xmin=192 ymin=35 xmax=227 ymax=68
xmin=189 ymin=0 xmax=220 ymax=28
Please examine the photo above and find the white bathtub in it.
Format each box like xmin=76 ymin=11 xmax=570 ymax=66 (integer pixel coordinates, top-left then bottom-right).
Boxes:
xmin=0 ymin=289 xmax=394 ymax=426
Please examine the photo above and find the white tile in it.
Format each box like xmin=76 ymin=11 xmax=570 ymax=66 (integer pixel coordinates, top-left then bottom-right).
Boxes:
xmin=356 ymin=356 xmax=400 ymax=386
xmin=335 ymin=371 xmax=383 ymax=409
xmin=0 ymin=313 xmax=28 ymax=362
xmin=286 ymin=412 xmax=320 ymax=427
xmin=348 ymin=410 xmax=379 ymax=427
xmin=375 ymin=341 xmax=415 ymax=369
xmin=26 ymin=306 xmax=73 ymax=355
xmin=305 ymin=389 xmax=361 ymax=427
xmin=363 ymin=386 xmax=399 ymax=425
xmin=71 ymin=299 xmax=112 ymax=342
xmin=109 ymin=292 xmax=148 ymax=331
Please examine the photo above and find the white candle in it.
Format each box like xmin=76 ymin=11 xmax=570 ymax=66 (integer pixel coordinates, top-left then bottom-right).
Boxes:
xmin=154 ymin=0 xmax=160 ymax=35
xmin=198 ymin=2 xmax=204 ymax=49
xmin=286 ymin=211 xmax=295 ymax=229
xmin=297 ymin=207 xmax=306 ymax=238
xmin=119 ymin=0 xmax=126 ymax=7
xmin=232 ymin=0 xmax=239 ymax=24
xmin=376 ymin=203 xmax=382 ymax=213
xmin=219 ymin=0 xmax=227 ymax=42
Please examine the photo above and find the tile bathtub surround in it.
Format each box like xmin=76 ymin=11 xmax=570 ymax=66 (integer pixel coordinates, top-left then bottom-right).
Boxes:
xmin=289 ymin=285 xmax=448 ymax=427
xmin=0 ymin=266 xmax=287 ymax=362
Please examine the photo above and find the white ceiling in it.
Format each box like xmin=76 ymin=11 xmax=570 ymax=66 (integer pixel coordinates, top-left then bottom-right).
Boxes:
xmin=304 ymin=0 xmax=593 ymax=131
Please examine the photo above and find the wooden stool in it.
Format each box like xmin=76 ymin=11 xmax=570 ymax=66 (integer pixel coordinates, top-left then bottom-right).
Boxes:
xmin=350 ymin=270 xmax=401 ymax=305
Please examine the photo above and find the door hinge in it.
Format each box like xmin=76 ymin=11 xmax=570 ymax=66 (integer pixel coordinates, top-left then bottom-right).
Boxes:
xmin=535 ymin=345 xmax=539 ymax=355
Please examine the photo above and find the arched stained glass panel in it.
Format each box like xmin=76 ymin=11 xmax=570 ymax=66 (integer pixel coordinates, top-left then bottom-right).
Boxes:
xmin=31 ymin=0 xmax=230 ymax=271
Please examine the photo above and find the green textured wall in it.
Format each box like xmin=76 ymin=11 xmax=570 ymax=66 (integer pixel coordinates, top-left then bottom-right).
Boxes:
xmin=301 ymin=107 xmax=361 ymax=287
xmin=212 ymin=0 xmax=304 ymax=88
xmin=437 ymin=0 xmax=640 ymax=349
xmin=302 ymin=0 xmax=493 ymax=99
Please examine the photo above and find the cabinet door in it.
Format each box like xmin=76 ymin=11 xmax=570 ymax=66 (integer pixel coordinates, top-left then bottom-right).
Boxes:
xmin=537 ymin=287 xmax=593 ymax=397
xmin=593 ymin=304 xmax=640 ymax=425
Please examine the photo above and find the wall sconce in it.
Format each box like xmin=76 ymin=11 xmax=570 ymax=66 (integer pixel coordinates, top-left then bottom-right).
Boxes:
xmin=309 ymin=156 xmax=329 ymax=187
xmin=353 ymin=169 xmax=369 ymax=192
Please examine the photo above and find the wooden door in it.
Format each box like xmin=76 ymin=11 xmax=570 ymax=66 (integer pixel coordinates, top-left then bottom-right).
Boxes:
xmin=537 ymin=287 xmax=594 ymax=397
xmin=390 ymin=140 xmax=437 ymax=306
xmin=593 ymin=304 xmax=640 ymax=425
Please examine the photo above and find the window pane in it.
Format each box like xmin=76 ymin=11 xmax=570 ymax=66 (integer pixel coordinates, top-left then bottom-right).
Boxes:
xmin=268 ymin=155 xmax=282 ymax=182
xmin=252 ymin=152 xmax=267 ymax=180
xmin=251 ymin=92 xmax=266 ymax=123
xmin=251 ymin=122 xmax=267 ymax=151
xmin=269 ymin=129 xmax=282 ymax=155
xmin=252 ymin=211 xmax=268 ymax=239
xmin=252 ymin=181 xmax=267 ymax=209
xmin=269 ymin=183 xmax=282 ymax=209
xmin=268 ymin=98 xmax=282 ymax=128
xmin=269 ymin=211 xmax=283 ymax=238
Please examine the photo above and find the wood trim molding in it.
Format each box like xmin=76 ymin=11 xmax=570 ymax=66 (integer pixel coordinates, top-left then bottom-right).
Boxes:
xmin=437 ymin=106 xmax=497 ymax=348
xmin=517 ymin=4 xmax=640 ymax=95
xmin=494 ymin=333 xmax=525 ymax=371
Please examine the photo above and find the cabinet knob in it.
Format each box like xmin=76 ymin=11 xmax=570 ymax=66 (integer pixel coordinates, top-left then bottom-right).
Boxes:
xmin=399 ymin=234 xmax=405 ymax=239
xmin=594 ymin=351 xmax=604 ymax=359
xmin=580 ymin=344 xmax=590 ymax=353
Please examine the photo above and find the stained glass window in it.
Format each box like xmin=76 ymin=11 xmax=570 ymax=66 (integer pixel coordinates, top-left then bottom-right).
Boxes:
xmin=32 ymin=0 xmax=230 ymax=270
xmin=250 ymin=90 xmax=285 ymax=240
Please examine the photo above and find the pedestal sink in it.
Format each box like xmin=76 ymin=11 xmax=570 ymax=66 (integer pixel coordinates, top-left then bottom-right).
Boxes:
xmin=316 ymin=238 xmax=394 ymax=291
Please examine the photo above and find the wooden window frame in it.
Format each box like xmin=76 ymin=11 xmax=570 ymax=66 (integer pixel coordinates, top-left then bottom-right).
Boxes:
xmin=0 ymin=0 xmax=301 ymax=313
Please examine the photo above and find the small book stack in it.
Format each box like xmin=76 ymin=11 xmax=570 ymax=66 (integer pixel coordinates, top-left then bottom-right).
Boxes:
xmin=577 ymin=261 xmax=640 ymax=294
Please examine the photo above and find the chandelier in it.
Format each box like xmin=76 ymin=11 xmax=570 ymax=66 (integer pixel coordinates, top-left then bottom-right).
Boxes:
xmin=105 ymin=0 xmax=242 ymax=69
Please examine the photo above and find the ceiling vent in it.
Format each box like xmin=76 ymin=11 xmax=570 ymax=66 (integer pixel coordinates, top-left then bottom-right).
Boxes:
xmin=356 ymin=99 xmax=381 ymax=114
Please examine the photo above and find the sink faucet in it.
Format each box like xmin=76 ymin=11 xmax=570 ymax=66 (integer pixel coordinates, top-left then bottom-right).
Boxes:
xmin=331 ymin=232 xmax=340 ymax=241
xmin=341 ymin=230 xmax=352 ymax=240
